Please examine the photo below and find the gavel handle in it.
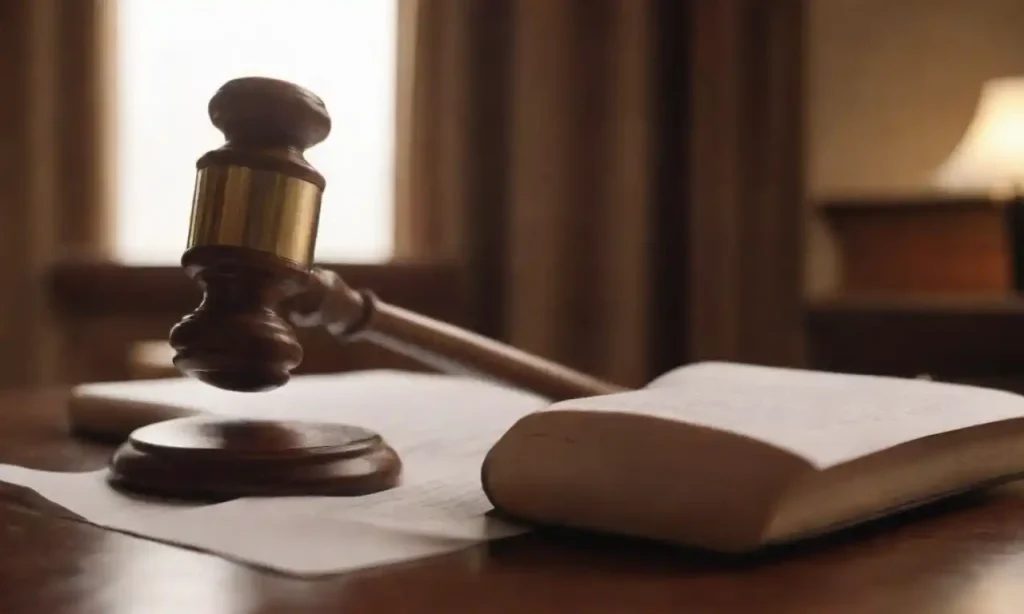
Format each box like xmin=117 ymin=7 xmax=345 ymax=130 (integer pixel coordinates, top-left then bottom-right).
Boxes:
xmin=289 ymin=269 xmax=626 ymax=401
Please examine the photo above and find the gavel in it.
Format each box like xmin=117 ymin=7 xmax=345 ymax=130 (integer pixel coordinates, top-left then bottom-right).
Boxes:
xmin=105 ymin=77 xmax=623 ymax=500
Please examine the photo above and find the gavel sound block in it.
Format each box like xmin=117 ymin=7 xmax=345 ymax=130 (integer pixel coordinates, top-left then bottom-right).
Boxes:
xmin=107 ymin=77 xmax=624 ymax=501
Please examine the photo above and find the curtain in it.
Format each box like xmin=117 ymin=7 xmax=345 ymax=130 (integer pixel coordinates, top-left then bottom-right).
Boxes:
xmin=396 ymin=0 xmax=806 ymax=388
xmin=395 ymin=0 xmax=689 ymax=388
xmin=395 ymin=0 xmax=684 ymax=386
xmin=0 ymin=0 xmax=112 ymax=388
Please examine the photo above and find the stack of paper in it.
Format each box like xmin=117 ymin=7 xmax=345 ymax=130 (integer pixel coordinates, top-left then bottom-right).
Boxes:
xmin=0 ymin=371 xmax=548 ymax=576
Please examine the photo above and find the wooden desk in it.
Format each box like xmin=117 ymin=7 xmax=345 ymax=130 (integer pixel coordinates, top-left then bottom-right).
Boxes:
xmin=3 ymin=391 xmax=1024 ymax=613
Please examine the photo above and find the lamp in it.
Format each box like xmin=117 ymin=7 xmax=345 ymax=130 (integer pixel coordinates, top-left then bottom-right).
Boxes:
xmin=933 ymin=76 xmax=1024 ymax=195
xmin=932 ymin=76 xmax=1024 ymax=291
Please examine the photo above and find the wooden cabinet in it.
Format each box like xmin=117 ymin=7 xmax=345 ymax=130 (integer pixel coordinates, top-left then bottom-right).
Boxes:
xmin=806 ymin=195 xmax=1024 ymax=389
xmin=821 ymin=194 xmax=1017 ymax=295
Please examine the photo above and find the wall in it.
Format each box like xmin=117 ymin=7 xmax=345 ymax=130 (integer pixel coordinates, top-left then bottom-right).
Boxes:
xmin=805 ymin=0 xmax=1024 ymax=296
xmin=808 ymin=0 xmax=1024 ymax=197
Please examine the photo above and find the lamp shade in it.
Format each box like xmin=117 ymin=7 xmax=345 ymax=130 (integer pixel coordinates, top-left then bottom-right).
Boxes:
xmin=933 ymin=76 xmax=1024 ymax=193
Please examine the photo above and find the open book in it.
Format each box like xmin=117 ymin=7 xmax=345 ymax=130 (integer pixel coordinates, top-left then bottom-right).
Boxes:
xmin=482 ymin=361 xmax=1024 ymax=552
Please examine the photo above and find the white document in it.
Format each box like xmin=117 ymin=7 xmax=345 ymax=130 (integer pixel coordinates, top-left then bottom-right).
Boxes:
xmin=0 ymin=371 xmax=546 ymax=576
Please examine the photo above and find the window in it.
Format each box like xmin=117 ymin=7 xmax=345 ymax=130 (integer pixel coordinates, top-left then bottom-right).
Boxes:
xmin=114 ymin=0 xmax=397 ymax=264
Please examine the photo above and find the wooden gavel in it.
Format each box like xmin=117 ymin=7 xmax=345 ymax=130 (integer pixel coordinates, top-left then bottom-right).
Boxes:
xmin=103 ymin=77 xmax=622 ymax=501
xmin=167 ymin=77 xmax=621 ymax=401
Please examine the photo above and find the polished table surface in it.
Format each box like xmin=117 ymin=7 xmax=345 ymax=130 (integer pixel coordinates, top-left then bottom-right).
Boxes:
xmin=4 ymin=390 xmax=1024 ymax=613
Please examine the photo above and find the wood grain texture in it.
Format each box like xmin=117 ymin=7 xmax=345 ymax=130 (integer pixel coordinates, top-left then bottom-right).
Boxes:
xmin=822 ymin=196 xmax=1012 ymax=293
xmin=6 ymin=389 xmax=1024 ymax=612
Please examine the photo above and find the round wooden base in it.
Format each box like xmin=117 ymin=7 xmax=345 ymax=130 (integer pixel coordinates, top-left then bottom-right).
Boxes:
xmin=107 ymin=416 xmax=402 ymax=501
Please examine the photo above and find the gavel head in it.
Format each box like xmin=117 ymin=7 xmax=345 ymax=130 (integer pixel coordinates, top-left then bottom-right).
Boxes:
xmin=168 ymin=77 xmax=330 ymax=392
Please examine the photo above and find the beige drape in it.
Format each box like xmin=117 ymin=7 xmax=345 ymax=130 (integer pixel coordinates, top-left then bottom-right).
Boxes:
xmin=396 ymin=0 xmax=673 ymax=387
xmin=0 ymin=0 xmax=112 ymax=388
xmin=396 ymin=0 xmax=807 ymax=388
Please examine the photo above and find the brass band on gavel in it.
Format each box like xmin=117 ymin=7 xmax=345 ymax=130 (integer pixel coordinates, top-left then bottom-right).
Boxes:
xmin=186 ymin=164 xmax=323 ymax=268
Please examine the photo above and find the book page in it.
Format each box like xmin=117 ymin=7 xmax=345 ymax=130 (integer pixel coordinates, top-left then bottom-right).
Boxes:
xmin=552 ymin=361 xmax=1024 ymax=468
xmin=0 ymin=371 xmax=547 ymax=576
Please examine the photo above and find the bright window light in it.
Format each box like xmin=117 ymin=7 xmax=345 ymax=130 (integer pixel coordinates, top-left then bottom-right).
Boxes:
xmin=114 ymin=0 xmax=396 ymax=264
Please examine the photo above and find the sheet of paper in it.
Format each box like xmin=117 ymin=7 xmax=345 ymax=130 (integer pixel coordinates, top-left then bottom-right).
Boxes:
xmin=0 ymin=371 xmax=546 ymax=576
xmin=559 ymin=361 xmax=1024 ymax=468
